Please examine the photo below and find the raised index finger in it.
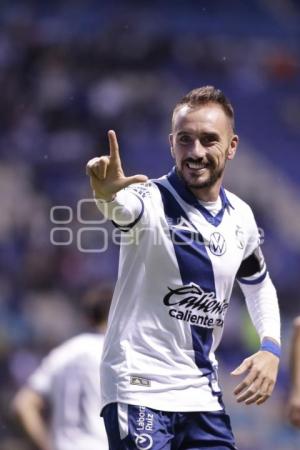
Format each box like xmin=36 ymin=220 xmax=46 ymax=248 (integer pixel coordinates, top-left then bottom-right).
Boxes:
xmin=108 ymin=130 xmax=121 ymax=163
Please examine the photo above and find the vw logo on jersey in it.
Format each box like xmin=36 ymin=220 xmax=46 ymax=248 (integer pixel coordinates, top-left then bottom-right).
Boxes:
xmin=134 ymin=433 xmax=153 ymax=450
xmin=208 ymin=232 xmax=226 ymax=256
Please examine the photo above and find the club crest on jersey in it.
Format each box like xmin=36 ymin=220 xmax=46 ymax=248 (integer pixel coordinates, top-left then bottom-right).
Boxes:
xmin=208 ymin=232 xmax=226 ymax=256
xmin=235 ymin=225 xmax=245 ymax=250
xmin=163 ymin=283 xmax=229 ymax=328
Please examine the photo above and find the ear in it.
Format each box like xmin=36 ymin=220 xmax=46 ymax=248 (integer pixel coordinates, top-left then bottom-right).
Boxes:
xmin=227 ymin=134 xmax=239 ymax=161
xmin=169 ymin=134 xmax=175 ymax=158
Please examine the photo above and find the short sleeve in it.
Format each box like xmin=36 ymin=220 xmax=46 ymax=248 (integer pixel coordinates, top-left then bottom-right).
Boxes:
xmin=27 ymin=352 xmax=56 ymax=397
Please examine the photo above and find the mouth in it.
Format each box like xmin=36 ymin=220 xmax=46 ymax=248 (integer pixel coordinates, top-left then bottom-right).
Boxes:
xmin=185 ymin=160 xmax=208 ymax=171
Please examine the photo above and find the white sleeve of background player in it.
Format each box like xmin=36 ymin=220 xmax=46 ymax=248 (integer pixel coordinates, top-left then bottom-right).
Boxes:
xmin=27 ymin=353 xmax=55 ymax=397
xmin=94 ymin=188 xmax=144 ymax=231
xmin=239 ymin=273 xmax=281 ymax=344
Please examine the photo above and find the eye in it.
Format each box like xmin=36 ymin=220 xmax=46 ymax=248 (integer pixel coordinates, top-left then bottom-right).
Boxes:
xmin=201 ymin=134 xmax=218 ymax=146
xmin=178 ymin=134 xmax=193 ymax=144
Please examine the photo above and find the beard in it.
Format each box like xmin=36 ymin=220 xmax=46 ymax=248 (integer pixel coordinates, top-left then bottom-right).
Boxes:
xmin=177 ymin=157 xmax=226 ymax=191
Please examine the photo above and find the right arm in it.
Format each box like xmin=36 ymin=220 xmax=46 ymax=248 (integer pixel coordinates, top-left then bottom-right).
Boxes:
xmin=86 ymin=130 xmax=148 ymax=226
xmin=12 ymin=387 xmax=52 ymax=450
xmin=287 ymin=316 xmax=300 ymax=427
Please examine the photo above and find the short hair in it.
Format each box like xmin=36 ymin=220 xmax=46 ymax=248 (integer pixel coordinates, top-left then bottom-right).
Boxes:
xmin=172 ymin=86 xmax=235 ymax=131
xmin=81 ymin=285 xmax=112 ymax=327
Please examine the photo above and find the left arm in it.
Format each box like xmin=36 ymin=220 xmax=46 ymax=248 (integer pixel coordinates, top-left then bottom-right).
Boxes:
xmin=232 ymin=263 xmax=281 ymax=405
xmin=12 ymin=387 xmax=52 ymax=450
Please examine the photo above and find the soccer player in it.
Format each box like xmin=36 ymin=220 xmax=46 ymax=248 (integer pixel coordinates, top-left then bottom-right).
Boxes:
xmin=12 ymin=286 xmax=110 ymax=450
xmin=287 ymin=316 xmax=300 ymax=428
xmin=86 ymin=86 xmax=281 ymax=449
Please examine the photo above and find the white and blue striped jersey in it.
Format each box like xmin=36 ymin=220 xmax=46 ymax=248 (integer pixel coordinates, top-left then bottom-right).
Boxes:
xmin=97 ymin=168 xmax=280 ymax=413
xmin=28 ymin=333 xmax=108 ymax=450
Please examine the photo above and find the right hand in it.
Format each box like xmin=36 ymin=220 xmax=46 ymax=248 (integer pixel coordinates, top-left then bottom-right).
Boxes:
xmin=231 ymin=350 xmax=279 ymax=405
xmin=86 ymin=130 xmax=148 ymax=201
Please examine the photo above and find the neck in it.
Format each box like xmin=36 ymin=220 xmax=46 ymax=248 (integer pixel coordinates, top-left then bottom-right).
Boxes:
xmin=190 ymin=179 xmax=222 ymax=202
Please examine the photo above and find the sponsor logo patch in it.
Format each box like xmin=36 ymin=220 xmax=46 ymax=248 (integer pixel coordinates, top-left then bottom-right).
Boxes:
xmin=130 ymin=376 xmax=151 ymax=387
xmin=130 ymin=184 xmax=152 ymax=198
xmin=134 ymin=406 xmax=154 ymax=449
xmin=134 ymin=433 xmax=153 ymax=449
xmin=163 ymin=283 xmax=228 ymax=328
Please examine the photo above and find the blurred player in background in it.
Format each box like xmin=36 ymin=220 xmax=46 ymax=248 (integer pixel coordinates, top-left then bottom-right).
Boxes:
xmin=12 ymin=286 xmax=111 ymax=450
xmin=287 ymin=316 xmax=300 ymax=428
xmin=86 ymin=86 xmax=281 ymax=449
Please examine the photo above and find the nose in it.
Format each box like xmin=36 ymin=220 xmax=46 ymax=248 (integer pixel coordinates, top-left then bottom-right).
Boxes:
xmin=193 ymin=139 xmax=206 ymax=158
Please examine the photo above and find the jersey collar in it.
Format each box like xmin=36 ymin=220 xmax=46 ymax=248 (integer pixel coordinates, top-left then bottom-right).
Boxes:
xmin=167 ymin=167 xmax=234 ymax=227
